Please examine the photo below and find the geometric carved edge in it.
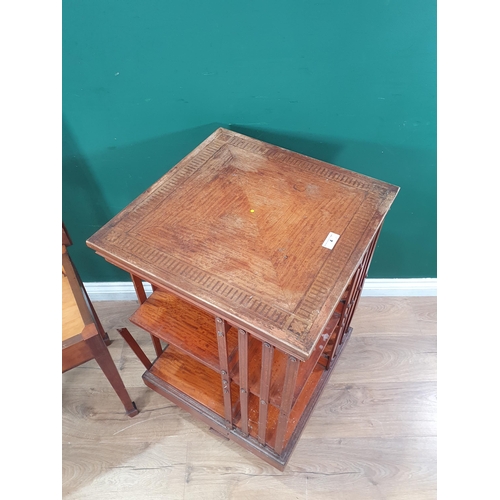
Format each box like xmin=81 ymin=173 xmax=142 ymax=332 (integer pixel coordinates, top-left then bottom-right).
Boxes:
xmin=107 ymin=231 xmax=292 ymax=330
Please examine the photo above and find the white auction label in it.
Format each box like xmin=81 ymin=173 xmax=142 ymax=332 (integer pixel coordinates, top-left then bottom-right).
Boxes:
xmin=322 ymin=232 xmax=340 ymax=250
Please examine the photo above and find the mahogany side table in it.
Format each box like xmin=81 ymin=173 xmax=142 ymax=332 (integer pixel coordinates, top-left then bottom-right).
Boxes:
xmin=87 ymin=128 xmax=399 ymax=469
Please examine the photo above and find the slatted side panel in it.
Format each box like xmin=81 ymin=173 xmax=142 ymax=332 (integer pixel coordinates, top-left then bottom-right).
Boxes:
xmin=343 ymin=227 xmax=382 ymax=335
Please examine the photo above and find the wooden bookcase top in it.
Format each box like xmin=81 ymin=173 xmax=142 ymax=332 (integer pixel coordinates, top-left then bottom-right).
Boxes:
xmin=87 ymin=128 xmax=399 ymax=359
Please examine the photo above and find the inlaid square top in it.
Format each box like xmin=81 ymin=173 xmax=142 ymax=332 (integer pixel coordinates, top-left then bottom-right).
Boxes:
xmin=87 ymin=128 xmax=398 ymax=359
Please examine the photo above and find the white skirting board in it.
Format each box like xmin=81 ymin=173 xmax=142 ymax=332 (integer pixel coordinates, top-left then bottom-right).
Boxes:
xmin=84 ymin=278 xmax=437 ymax=302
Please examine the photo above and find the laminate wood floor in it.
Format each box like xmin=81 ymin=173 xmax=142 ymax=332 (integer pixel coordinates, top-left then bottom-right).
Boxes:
xmin=62 ymin=297 xmax=437 ymax=500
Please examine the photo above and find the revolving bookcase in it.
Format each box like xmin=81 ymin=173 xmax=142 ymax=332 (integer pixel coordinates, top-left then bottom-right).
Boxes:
xmin=87 ymin=128 xmax=399 ymax=470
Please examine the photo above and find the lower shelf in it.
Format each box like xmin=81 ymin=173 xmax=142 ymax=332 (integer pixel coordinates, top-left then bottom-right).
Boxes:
xmin=142 ymin=327 xmax=353 ymax=470
xmin=241 ymin=364 xmax=325 ymax=450
xmin=149 ymin=344 xmax=240 ymax=420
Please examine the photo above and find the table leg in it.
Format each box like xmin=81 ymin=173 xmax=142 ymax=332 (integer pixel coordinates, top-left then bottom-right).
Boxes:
xmin=82 ymin=324 xmax=139 ymax=417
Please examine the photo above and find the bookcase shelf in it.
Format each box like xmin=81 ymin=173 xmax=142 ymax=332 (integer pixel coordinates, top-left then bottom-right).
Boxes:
xmin=149 ymin=344 xmax=240 ymax=420
xmin=145 ymin=334 xmax=336 ymax=455
xmin=130 ymin=287 xmax=341 ymax=412
xmin=130 ymin=289 xmax=239 ymax=373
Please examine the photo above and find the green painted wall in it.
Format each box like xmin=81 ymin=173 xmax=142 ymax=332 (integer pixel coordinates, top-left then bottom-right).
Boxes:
xmin=63 ymin=0 xmax=436 ymax=282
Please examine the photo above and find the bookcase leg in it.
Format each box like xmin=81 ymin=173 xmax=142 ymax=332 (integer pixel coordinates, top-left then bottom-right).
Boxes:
xmin=82 ymin=324 xmax=139 ymax=417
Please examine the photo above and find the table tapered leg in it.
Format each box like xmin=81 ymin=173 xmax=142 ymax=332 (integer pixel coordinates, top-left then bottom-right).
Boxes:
xmin=82 ymin=324 xmax=139 ymax=417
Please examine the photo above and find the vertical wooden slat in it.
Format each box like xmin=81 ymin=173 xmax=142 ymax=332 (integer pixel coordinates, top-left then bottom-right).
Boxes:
xmin=347 ymin=266 xmax=362 ymax=306
xmin=216 ymin=317 xmax=233 ymax=429
xmin=324 ymin=326 xmax=340 ymax=371
xmin=238 ymin=328 xmax=249 ymax=436
xmin=274 ymin=355 xmax=300 ymax=454
xmin=325 ymin=256 xmax=364 ymax=371
xmin=356 ymin=226 xmax=381 ymax=297
xmin=258 ymin=342 xmax=274 ymax=445
xmin=342 ymin=263 xmax=365 ymax=325
xmin=131 ymin=274 xmax=163 ymax=357
xmin=341 ymin=232 xmax=376 ymax=331
xmin=351 ymin=234 xmax=375 ymax=300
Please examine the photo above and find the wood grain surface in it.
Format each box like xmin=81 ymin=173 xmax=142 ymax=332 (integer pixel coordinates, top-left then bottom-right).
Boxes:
xmin=87 ymin=128 xmax=399 ymax=359
xmin=130 ymin=289 xmax=239 ymax=372
xmin=62 ymin=296 xmax=436 ymax=499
